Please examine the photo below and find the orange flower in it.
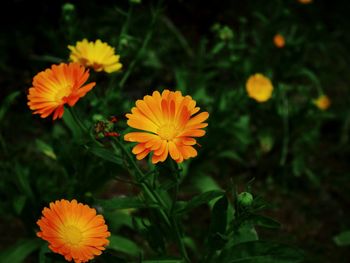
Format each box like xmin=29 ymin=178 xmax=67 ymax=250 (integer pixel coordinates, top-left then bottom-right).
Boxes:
xmin=298 ymin=0 xmax=312 ymax=4
xmin=273 ymin=34 xmax=285 ymax=48
xmin=37 ymin=199 xmax=110 ymax=263
xmin=246 ymin=73 xmax=274 ymax=102
xmin=124 ymin=90 xmax=209 ymax=164
xmin=27 ymin=63 xmax=95 ymax=120
xmin=313 ymin=95 xmax=331 ymax=110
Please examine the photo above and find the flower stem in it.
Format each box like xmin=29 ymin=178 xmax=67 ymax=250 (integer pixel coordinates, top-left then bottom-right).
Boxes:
xmin=114 ymin=138 xmax=190 ymax=262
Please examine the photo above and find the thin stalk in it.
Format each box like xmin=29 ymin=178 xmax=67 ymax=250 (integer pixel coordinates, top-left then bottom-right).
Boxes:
xmin=113 ymin=138 xmax=171 ymax=226
xmin=171 ymin=217 xmax=190 ymax=263
xmin=118 ymin=1 xmax=162 ymax=90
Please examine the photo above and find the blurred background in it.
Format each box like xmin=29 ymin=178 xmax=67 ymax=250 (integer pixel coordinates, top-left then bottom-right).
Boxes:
xmin=0 ymin=0 xmax=350 ymax=262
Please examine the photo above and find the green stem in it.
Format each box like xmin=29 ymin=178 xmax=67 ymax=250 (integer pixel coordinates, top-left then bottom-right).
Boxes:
xmin=171 ymin=217 xmax=190 ymax=263
xmin=113 ymin=138 xmax=171 ymax=226
xmin=114 ymin=139 xmax=190 ymax=261
xmin=118 ymin=1 xmax=162 ymax=90
xmin=69 ymin=107 xmax=88 ymax=133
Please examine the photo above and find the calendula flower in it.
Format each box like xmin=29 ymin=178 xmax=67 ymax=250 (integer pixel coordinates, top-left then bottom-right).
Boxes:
xmin=313 ymin=95 xmax=331 ymax=110
xmin=273 ymin=34 xmax=285 ymax=48
xmin=246 ymin=73 xmax=274 ymax=102
xmin=298 ymin=0 xmax=312 ymax=4
xmin=37 ymin=199 xmax=110 ymax=263
xmin=68 ymin=39 xmax=122 ymax=73
xmin=27 ymin=63 xmax=95 ymax=120
xmin=124 ymin=90 xmax=209 ymax=164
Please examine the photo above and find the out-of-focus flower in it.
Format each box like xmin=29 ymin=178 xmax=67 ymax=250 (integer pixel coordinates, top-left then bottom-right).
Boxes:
xmin=313 ymin=95 xmax=331 ymax=110
xmin=68 ymin=39 xmax=122 ymax=73
xmin=37 ymin=199 xmax=110 ymax=263
xmin=27 ymin=63 xmax=95 ymax=120
xmin=124 ymin=90 xmax=209 ymax=164
xmin=273 ymin=34 xmax=285 ymax=48
xmin=298 ymin=0 xmax=313 ymax=4
xmin=246 ymin=74 xmax=274 ymax=102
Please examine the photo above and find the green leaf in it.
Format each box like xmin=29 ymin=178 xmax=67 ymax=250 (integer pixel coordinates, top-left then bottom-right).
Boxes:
xmin=98 ymin=196 xmax=159 ymax=211
xmin=13 ymin=195 xmax=27 ymax=215
xmin=0 ymin=91 xmax=20 ymax=122
xmin=62 ymin=108 xmax=83 ymax=139
xmin=207 ymin=195 xmax=229 ymax=251
xmin=36 ymin=139 xmax=57 ymax=160
xmin=249 ymin=214 xmax=281 ymax=229
xmin=108 ymin=235 xmax=140 ymax=256
xmin=0 ymin=239 xmax=42 ymax=263
xmin=176 ymin=190 xmax=224 ymax=214
xmin=87 ymin=146 xmax=123 ymax=165
xmin=217 ymin=150 xmax=244 ymax=163
xmin=142 ymin=259 xmax=184 ymax=263
xmin=333 ymin=230 xmax=350 ymax=246
xmin=217 ymin=241 xmax=304 ymax=263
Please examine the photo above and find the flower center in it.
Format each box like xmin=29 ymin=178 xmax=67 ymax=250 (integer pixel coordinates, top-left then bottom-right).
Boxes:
xmin=158 ymin=124 xmax=178 ymax=141
xmin=55 ymin=84 xmax=73 ymax=103
xmin=61 ymin=225 xmax=83 ymax=246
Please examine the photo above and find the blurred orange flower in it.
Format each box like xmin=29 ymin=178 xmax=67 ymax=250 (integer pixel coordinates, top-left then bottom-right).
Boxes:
xmin=246 ymin=74 xmax=274 ymax=102
xmin=27 ymin=63 xmax=95 ymax=120
xmin=298 ymin=0 xmax=313 ymax=4
xmin=68 ymin=39 xmax=122 ymax=73
xmin=124 ymin=90 xmax=209 ymax=164
xmin=37 ymin=199 xmax=110 ymax=263
xmin=273 ymin=34 xmax=285 ymax=48
xmin=313 ymin=95 xmax=331 ymax=110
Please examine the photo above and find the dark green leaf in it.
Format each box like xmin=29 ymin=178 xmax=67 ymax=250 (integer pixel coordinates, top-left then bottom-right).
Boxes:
xmin=333 ymin=230 xmax=350 ymax=246
xmin=0 ymin=239 xmax=42 ymax=263
xmin=88 ymin=146 xmax=123 ymax=165
xmin=98 ymin=196 xmax=159 ymax=211
xmin=249 ymin=214 xmax=281 ymax=229
xmin=108 ymin=235 xmax=140 ymax=256
xmin=175 ymin=190 xmax=224 ymax=214
xmin=207 ymin=195 xmax=228 ymax=250
xmin=0 ymin=91 xmax=20 ymax=122
xmin=217 ymin=241 xmax=304 ymax=263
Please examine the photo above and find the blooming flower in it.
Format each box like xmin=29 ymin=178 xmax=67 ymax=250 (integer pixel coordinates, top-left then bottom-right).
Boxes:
xmin=124 ymin=90 xmax=209 ymax=164
xmin=273 ymin=34 xmax=285 ymax=48
xmin=68 ymin=39 xmax=122 ymax=73
xmin=246 ymin=73 xmax=274 ymax=102
xmin=37 ymin=199 xmax=110 ymax=263
xmin=313 ymin=95 xmax=331 ymax=110
xmin=27 ymin=63 xmax=95 ymax=120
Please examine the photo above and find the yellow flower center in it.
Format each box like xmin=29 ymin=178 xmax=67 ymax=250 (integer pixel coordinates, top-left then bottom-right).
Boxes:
xmin=158 ymin=124 xmax=178 ymax=141
xmin=61 ymin=225 xmax=83 ymax=246
xmin=55 ymin=85 xmax=72 ymax=103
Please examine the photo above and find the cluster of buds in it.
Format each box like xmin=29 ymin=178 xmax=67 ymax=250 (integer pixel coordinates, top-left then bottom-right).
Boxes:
xmin=94 ymin=116 xmax=119 ymax=139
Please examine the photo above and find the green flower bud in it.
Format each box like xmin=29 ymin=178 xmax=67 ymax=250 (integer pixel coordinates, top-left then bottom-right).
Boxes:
xmin=238 ymin=192 xmax=253 ymax=207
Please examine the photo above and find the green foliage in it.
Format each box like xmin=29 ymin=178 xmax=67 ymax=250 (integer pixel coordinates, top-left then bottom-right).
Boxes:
xmin=1 ymin=0 xmax=349 ymax=262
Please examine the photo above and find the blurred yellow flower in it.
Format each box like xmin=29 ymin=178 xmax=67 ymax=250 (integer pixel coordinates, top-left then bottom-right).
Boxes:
xmin=37 ymin=199 xmax=110 ymax=263
xmin=68 ymin=39 xmax=122 ymax=73
xmin=246 ymin=74 xmax=274 ymax=103
xmin=273 ymin=34 xmax=285 ymax=48
xmin=124 ymin=90 xmax=209 ymax=164
xmin=298 ymin=0 xmax=313 ymax=4
xmin=27 ymin=63 xmax=95 ymax=120
xmin=313 ymin=95 xmax=331 ymax=110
